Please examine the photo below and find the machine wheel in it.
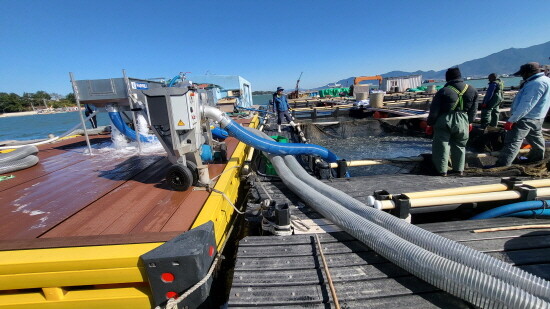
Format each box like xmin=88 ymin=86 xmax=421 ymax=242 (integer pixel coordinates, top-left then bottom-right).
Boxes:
xmin=219 ymin=143 xmax=228 ymax=163
xmin=166 ymin=164 xmax=193 ymax=191
xmin=186 ymin=161 xmax=199 ymax=186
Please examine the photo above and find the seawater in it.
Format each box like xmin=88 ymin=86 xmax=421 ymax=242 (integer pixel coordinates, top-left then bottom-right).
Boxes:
xmin=0 ymin=111 xmax=111 ymax=142
xmin=252 ymin=94 xmax=272 ymax=106
xmin=315 ymin=134 xmax=432 ymax=176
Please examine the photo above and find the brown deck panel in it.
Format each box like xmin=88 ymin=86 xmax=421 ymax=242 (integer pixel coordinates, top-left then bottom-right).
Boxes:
xmin=0 ymin=136 xmax=109 ymax=192
xmin=0 ymin=231 xmax=180 ymax=251
xmin=160 ymin=183 xmax=213 ymax=232
xmin=38 ymin=136 xmax=240 ymax=238
xmin=0 ymin=153 xmax=163 ymax=240
xmin=41 ymin=158 xmax=172 ymax=238
xmin=131 ymin=164 xmax=226 ymax=234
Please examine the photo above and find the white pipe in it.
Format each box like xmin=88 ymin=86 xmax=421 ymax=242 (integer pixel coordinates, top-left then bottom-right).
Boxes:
xmin=202 ymin=106 xmax=231 ymax=127
xmin=374 ymin=187 xmax=550 ymax=210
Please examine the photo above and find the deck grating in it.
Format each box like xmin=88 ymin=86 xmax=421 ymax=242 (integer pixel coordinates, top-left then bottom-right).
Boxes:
xmin=229 ymin=170 xmax=550 ymax=308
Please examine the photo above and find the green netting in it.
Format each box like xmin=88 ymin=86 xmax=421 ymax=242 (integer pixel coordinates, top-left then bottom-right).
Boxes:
xmin=318 ymin=87 xmax=350 ymax=98
xmin=407 ymin=85 xmax=444 ymax=92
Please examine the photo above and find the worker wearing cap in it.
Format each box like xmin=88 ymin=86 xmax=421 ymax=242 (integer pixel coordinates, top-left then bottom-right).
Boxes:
xmin=480 ymin=73 xmax=504 ymax=129
xmin=273 ymin=87 xmax=296 ymax=133
xmin=496 ymin=62 xmax=550 ymax=166
xmin=426 ymin=67 xmax=478 ymax=176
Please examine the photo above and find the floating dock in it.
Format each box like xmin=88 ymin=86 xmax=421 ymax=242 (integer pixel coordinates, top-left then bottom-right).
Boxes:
xmin=0 ymin=116 xmax=258 ymax=308
xmin=228 ymin=170 xmax=550 ymax=308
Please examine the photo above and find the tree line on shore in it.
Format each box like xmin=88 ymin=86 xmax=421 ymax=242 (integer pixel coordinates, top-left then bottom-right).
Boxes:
xmin=0 ymin=91 xmax=76 ymax=113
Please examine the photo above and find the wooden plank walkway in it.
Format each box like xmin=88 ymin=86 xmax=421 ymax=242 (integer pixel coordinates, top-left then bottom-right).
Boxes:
xmin=230 ymin=162 xmax=550 ymax=308
xmin=229 ymin=216 xmax=550 ymax=308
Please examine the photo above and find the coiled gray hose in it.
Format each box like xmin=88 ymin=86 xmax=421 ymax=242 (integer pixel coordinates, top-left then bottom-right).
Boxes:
xmin=0 ymin=155 xmax=39 ymax=174
xmin=283 ymin=154 xmax=550 ymax=302
xmin=0 ymin=145 xmax=38 ymax=163
xmin=246 ymin=128 xmax=550 ymax=308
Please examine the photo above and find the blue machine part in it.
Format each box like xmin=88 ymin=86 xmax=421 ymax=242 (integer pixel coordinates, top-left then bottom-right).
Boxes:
xmin=470 ymin=200 xmax=550 ymax=220
xmin=108 ymin=112 xmax=156 ymax=143
xmin=211 ymin=127 xmax=229 ymax=140
xmin=223 ymin=119 xmax=340 ymax=163
xmin=201 ymin=144 xmax=213 ymax=162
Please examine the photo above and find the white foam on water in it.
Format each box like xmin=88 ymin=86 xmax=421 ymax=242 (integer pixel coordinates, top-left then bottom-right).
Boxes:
xmin=111 ymin=123 xmax=129 ymax=150
xmin=74 ymin=115 xmax=164 ymax=159
xmin=136 ymin=112 xmax=150 ymax=137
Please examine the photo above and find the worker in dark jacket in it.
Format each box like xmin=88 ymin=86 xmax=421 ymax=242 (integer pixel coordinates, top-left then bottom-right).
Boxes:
xmin=272 ymin=87 xmax=296 ymax=133
xmin=426 ymin=68 xmax=478 ymax=176
xmin=480 ymin=73 xmax=504 ymax=129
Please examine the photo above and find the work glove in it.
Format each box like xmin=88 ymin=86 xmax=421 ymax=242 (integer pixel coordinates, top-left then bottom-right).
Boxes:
xmin=425 ymin=126 xmax=433 ymax=135
xmin=469 ymin=124 xmax=473 ymax=132
xmin=503 ymin=122 xmax=515 ymax=131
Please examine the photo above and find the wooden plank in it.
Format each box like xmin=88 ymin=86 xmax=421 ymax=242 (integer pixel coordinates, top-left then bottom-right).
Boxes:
xmin=486 ymin=248 xmax=550 ymax=265
xmin=232 ymin=263 xmax=407 ymax=286
xmin=0 ymin=154 xmax=162 ymax=240
xmin=238 ymin=232 xmax=355 ymax=247
xmin=0 ymin=136 xmax=111 ymax=192
xmin=0 ymin=231 xmax=178 ymax=251
xmin=459 ymin=235 xmax=550 ymax=252
xmin=228 ymin=292 xmax=469 ymax=309
xmin=0 ymin=151 xmax=88 ymax=192
xmin=235 ymin=251 xmax=386 ymax=271
xmin=42 ymin=158 xmax=172 ymax=238
xmin=418 ymin=217 xmax=547 ymax=233
xmin=236 ymin=240 xmax=370 ymax=258
xmin=435 ymin=228 xmax=550 ymax=242
xmin=229 ymin=276 xmax=440 ymax=306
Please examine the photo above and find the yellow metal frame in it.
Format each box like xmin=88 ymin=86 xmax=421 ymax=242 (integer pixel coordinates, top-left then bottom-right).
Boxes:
xmin=192 ymin=115 xmax=259 ymax=247
xmin=0 ymin=115 xmax=259 ymax=308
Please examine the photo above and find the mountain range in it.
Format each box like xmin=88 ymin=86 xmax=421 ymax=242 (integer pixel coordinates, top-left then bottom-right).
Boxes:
xmin=318 ymin=40 xmax=550 ymax=88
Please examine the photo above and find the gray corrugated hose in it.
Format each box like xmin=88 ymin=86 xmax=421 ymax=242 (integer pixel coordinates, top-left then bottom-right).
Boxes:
xmin=245 ymin=127 xmax=550 ymax=308
xmin=283 ymin=154 xmax=550 ymax=302
xmin=0 ymin=145 xmax=38 ymax=163
xmin=0 ymin=155 xmax=39 ymax=174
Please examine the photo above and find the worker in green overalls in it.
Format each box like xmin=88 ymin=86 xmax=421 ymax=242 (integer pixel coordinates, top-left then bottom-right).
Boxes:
xmin=480 ymin=73 xmax=505 ymax=129
xmin=426 ymin=68 xmax=479 ymax=176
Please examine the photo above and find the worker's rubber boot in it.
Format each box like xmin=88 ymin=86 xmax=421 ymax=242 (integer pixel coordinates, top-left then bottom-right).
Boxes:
xmin=277 ymin=125 xmax=282 ymax=133
xmin=289 ymin=121 xmax=297 ymax=127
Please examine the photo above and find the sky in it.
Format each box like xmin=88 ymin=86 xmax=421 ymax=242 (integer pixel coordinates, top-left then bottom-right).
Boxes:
xmin=1 ymin=0 xmax=550 ymax=94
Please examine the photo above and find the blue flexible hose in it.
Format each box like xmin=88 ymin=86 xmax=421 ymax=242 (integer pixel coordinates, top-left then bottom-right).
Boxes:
xmin=167 ymin=75 xmax=180 ymax=87
xmin=211 ymin=127 xmax=229 ymax=140
xmin=470 ymin=200 xmax=550 ymax=220
xmin=224 ymin=120 xmax=340 ymax=163
xmin=504 ymin=209 xmax=550 ymax=217
xmin=108 ymin=112 xmax=156 ymax=143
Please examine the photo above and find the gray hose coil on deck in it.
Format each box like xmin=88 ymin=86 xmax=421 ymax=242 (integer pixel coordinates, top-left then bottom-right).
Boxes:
xmin=282 ymin=154 xmax=550 ymax=302
xmin=245 ymin=128 xmax=550 ymax=308
xmin=0 ymin=145 xmax=38 ymax=163
xmin=0 ymin=155 xmax=39 ymax=174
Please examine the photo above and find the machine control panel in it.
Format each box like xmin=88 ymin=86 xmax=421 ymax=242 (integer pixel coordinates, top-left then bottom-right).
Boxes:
xmin=170 ymin=94 xmax=198 ymax=130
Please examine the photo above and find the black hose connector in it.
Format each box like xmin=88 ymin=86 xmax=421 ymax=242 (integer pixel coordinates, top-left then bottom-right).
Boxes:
xmin=391 ymin=194 xmax=411 ymax=219
xmin=336 ymin=159 xmax=348 ymax=178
